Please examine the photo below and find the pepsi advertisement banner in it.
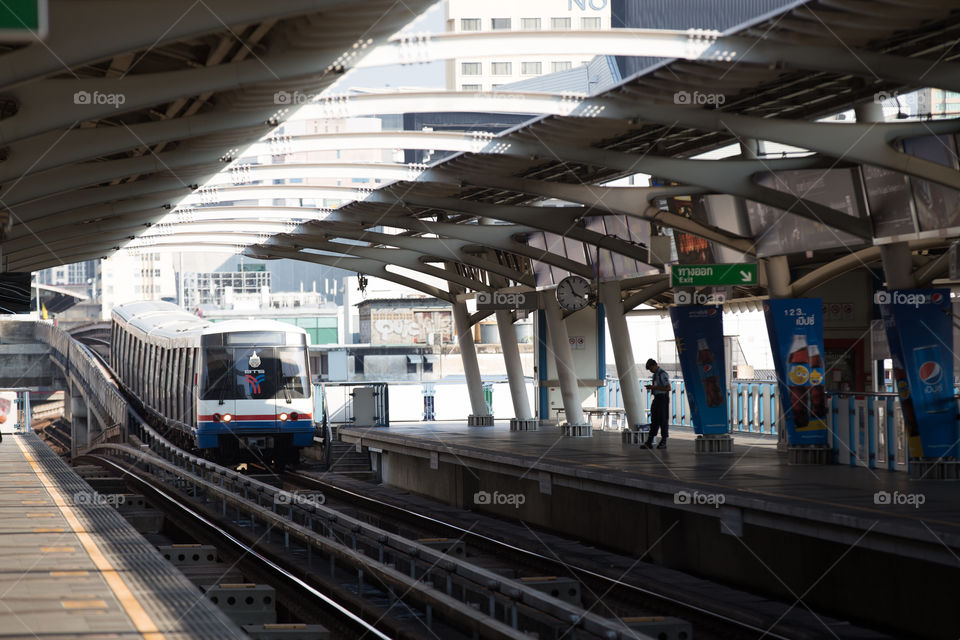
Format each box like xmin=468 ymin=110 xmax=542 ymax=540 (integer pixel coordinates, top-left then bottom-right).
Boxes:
xmin=878 ymin=289 xmax=957 ymax=458
xmin=763 ymin=299 xmax=828 ymax=445
xmin=670 ymin=305 xmax=728 ymax=435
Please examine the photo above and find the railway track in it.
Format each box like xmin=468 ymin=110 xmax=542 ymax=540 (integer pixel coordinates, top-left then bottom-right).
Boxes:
xmin=282 ymin=471 xmax=800 ymax=640
xmin=86 ymin=415 xmax=692 ymax=640
xmin=80 ymin=453 xmax=394 ymax=640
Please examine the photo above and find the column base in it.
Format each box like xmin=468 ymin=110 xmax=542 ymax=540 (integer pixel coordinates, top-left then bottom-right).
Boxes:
xmin=787 ymin=444 xmax=832 ymax=465
xmin=909 ymin=459 xmax=960 ymax=479
xmin=509 ymin=418 xmax=538 ymax=431
xmin=621 ymin=429 xmax=648 ymax=445
xmin=561 ymin=423 xmax=592 ymax=437
xmin=695 ymin=434 xmax=734 ymax=454
xmin=468 ymin=414 xmax=494 ymax=427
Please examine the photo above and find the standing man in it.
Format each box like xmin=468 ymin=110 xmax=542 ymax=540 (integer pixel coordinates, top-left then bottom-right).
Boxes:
xmin=643 ymin=358 xmax=670 ymax=449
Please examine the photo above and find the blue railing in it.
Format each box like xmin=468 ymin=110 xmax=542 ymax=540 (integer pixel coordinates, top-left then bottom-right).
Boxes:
xmin=604 ymin=377 xmax=781 ymax=435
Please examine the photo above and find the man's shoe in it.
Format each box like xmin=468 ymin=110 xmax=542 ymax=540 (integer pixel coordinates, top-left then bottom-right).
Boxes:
xmin=640 ymin=441 xmax=653 ymax=449
xmin=656 ymin=440 xmax=667 ymax=449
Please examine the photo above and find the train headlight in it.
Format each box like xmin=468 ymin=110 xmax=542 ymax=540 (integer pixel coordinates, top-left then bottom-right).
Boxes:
xmin=212 ymin=413 xmax=221 ymax=422
xmin=222 ymin=413 xmax=233 ymax=422
xmin=289 ymin=412 xmax=299 ymax=421
xmin=279 ymin=413 xmax=288 ymax=421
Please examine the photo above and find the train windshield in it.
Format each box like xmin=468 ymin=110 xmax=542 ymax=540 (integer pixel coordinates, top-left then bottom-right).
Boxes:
xmin=200 ymin=346 xmax=309 ymax=401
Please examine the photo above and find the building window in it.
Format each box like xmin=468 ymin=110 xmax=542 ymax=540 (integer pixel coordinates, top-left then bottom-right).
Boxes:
xmin=581 ymin=17 xmax=601 ymax=29
xmin=552 ymin=61 xmax=572 ymax=73
xmin=551 ymin=17 xmax=571 ymax=30
xmin=521 ymin=62 xmax=542 ymax=75
xmin=461 ymin=84 xmax=482 ymax=91
xmin=461 ymin=62 xmax=481 ymax=76
xmin=461 ymin=18 xmax=480 ymax=31
xmin=407 ymin=361 xmax=417 ymax=374
xmin=521 ymin=18 xmax=541 ymax=30
xmin=491 ymin=17 xmax=511 ymax=30
xmin=491 ymin=62 xmax=512 ymax=75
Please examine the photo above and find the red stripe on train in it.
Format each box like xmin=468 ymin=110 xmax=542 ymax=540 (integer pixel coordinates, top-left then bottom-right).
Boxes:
xmin=198 ymin=414 xmax=312 ymax=421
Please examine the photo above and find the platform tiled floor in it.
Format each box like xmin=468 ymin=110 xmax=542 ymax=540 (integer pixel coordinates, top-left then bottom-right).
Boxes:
xmin=0 ymin=432 xmax=245 ymax=640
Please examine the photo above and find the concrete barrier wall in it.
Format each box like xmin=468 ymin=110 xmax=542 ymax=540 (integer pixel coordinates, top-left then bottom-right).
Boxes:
xmin=378 ymin=448 xmax=960 ymax=638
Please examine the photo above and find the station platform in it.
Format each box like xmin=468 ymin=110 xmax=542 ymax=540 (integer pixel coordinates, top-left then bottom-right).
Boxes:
xmin=0 ymin=432 xmax=245 ymax=640
xmin=339 ymin=421 xmax=960 ymax=636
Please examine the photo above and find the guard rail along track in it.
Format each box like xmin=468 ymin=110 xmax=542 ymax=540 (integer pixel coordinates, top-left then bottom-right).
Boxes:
xmin=89 ymin=414 xmax=646 ymax=640
xmin=37 ymin=321 xmax=128 ymax=444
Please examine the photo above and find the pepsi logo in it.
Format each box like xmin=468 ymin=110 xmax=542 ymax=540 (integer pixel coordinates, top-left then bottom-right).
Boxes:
xmin=932 ymin=292 xmax=944 ymax=304
xmin=918 ymin=361 xmax=942 ymax=385
xmin=703 ymin=364 xmax=712 ymax=374
xmin=708 ymin=308 xmax=717 ymax=316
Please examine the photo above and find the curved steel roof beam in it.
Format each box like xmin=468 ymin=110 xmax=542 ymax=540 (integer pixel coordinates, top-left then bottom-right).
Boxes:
xmin=0 ymin=0 xmax=346 ymax=89
xmin=424 ymin=169 xmax=754 ymax=253
xmin=343 ymin=29 xmax=960 ymax=93
xmin=287 ymin=226 xmax=533 ymax=286
xmin=0 ymin=109 xmax=272 ymax=183
xmin=363 ymin=192 xmax=654 ymax=266
xmin=0 ymin=49 xmax=349 ymax=146
xmin=266 ymin=234 xmax=492 ymax=293
xmin=468 ymin=139 xmax=872 ymax=239
xmin=6 ymin=181 xmax=193 ymax=223
xmin=596 ymin=97 xmax=960 ymax=191
xmin=1 ymin=147 xmax=224 ymax=207
xmin=277 ymin=210 xmax=595 ymax=278
xmin=244 ymin=246 xmax=455 ymax=303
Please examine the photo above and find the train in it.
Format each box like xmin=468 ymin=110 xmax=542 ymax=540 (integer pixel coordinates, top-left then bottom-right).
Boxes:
xmin=110 ymin=301 xmax=314 ymax=467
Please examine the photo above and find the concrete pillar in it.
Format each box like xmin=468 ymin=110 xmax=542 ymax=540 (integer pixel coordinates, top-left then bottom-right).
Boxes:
xmin=764 ymin=256 xmax=792 ymax=299
xmin=453 ymin=301 xmax=492 ymax=426
xmin=542 ymin=292 xmax=586 ymax=427
xmin=854 ymin=101 xmax=917 ymax=290
xmin=599 ymin=281 xmax=644 ymax=429
xmin=70 ymin=384 xmax=88 ymax=458
xmin=496 ymin=310 xmax=535 ymax=429
xmin=879 ymin=243 xmax=917 ymax=289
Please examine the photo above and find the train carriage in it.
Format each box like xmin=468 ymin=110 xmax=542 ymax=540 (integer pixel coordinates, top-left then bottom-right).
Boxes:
xmin=111 ymin=301 xmax=313 ymax=466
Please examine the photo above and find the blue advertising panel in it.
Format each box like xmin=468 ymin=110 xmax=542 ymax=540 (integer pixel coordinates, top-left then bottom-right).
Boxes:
xmin=878 ymin=289 xmax=957 ymax=458
xmin=763 ymin=299 xmax=828 ymax=445
xmin=669 ymin=305 xmax=728 ymax=434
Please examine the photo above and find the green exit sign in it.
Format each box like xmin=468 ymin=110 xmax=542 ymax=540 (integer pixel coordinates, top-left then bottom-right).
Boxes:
xmin=0 ymin=0 xmax=47 ymax=41
xmin=671 ymin=263 xmax=758 ymax=287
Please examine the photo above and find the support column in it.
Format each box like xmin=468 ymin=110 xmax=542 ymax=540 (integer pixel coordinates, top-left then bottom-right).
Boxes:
xmin=599 ymin=282 xmax=644 ymax=430
xmin=70 ymin=383 xmax=88 ymax=459
xmin=855 ymin=101 xmax=917 ymax=291
xmin=764 ymin=254 xmax=793 ymax=451
xmin=496 ymin=310 xmax=536 ymax=430
xmin=542 ymin=292 xmax=588 ymax=435
xmin=764 ymin=255 xmax=792 ymax=299
xmin=453 ymin=301 xmax=493 ymax=426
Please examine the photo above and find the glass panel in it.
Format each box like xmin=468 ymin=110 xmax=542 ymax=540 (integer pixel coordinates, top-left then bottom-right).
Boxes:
xmin=224 ymin=331 xmax=285 ymax=345
xmin=521 ymin=18 xmax=541 ymax=30
xmin=461 ymin=18 xmax=480 ymax=31
xmin=278 ymin=347 xmax=310 ymax=399
xmin=551 ymin=17 xmax=571 ymax=30
xmin=491 ymin=17 xmax=511 ymax=30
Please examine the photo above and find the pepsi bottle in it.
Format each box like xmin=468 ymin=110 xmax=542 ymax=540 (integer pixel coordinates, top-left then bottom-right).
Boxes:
xmin=787 ymin=334 xmax=810 ymax=428
xmin=808 ymin=344 xmax=826 ymax=419
xmin=697 ymin=338 xmax=724 ymax=408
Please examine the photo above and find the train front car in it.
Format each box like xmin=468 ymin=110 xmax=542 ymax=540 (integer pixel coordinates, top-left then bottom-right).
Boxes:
xmin=197 ymin=322 xmax=313 ymax=467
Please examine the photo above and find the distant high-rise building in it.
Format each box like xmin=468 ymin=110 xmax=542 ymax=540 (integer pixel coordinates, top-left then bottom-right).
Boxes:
xmin=445 ymin=0 xmax=611 ymax=93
